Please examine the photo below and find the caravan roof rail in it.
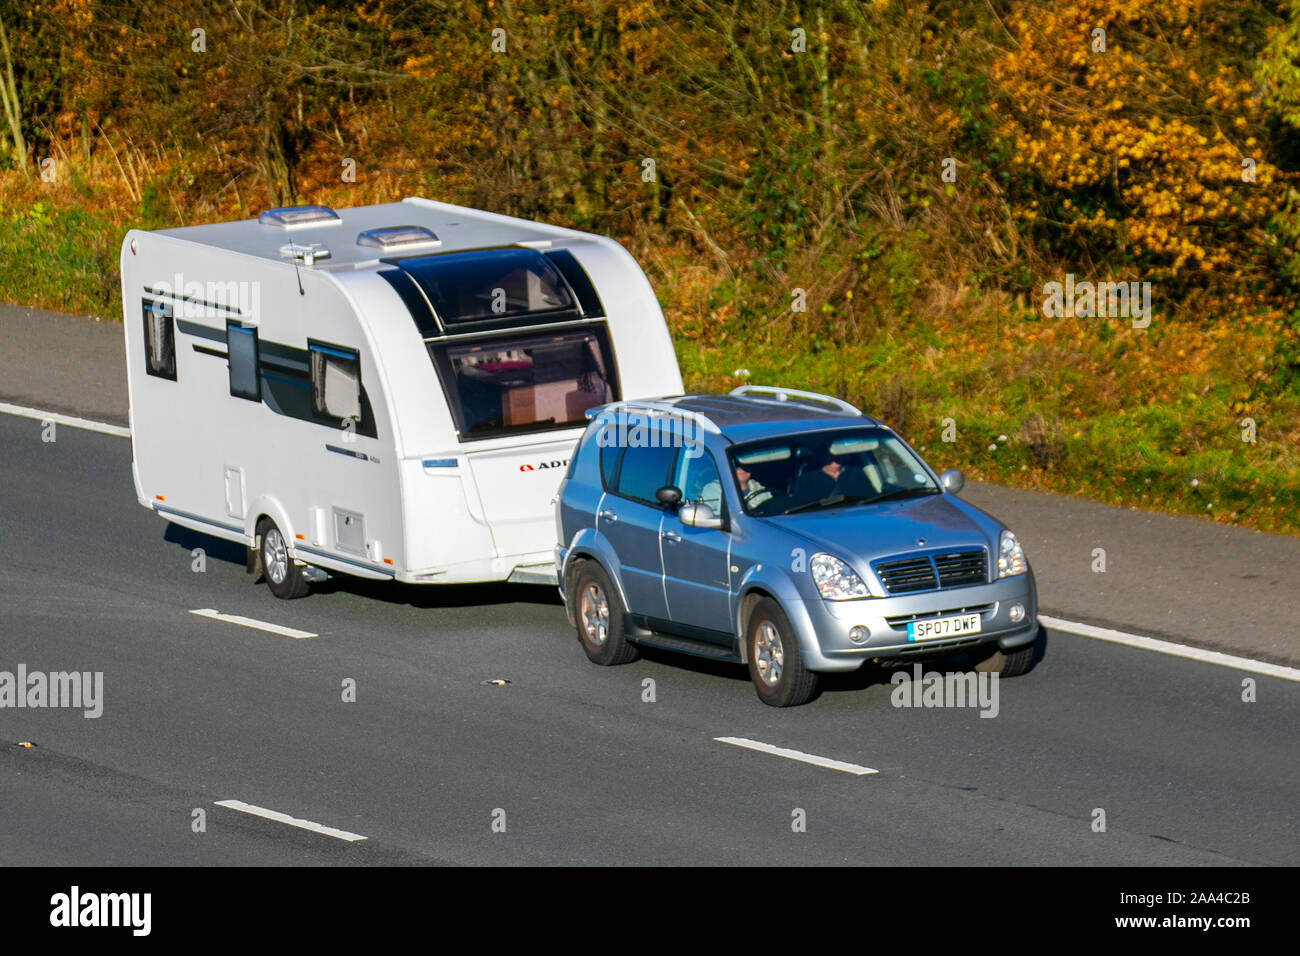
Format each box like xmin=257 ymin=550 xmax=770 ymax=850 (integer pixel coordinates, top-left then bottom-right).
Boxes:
xmin=729 ymin=384 xmax=862 ymax=416
xmin=585 ymin=399 xmax=722 ymax=435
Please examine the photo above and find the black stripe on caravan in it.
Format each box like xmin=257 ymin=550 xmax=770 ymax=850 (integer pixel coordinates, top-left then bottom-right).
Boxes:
xmin=326 ymin=444 xmax=371 ymax=461
xmin=260 ymin=340 xmax=309 ymax=366
xmin=172 ymin=317 xmax=380 ymax=440
xmin=176 ymin=319 xmax=226 ymax=342
xmin=146 ymin=288 xmax=244 ymax=317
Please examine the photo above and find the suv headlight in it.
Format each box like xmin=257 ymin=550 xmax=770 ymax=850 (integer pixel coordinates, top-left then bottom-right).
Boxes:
xmin=997 ymin=530 xmax=1027 ymax=577
xmin=810 ymin=553 xmax=871 ymax=600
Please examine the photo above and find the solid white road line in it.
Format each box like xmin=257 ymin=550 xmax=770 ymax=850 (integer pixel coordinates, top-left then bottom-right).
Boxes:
xmin=190 ymin=608 xmax=318 ymax=640
xmin=214 ymin=800 xmax=367 ymax=842
xmin=715 ymin=737 xmax=878 ymax=775
xmin=0 ymin=402 xmax=130 ymax=438
xmin=1040 ymin=614 xmax=1300 ymax=683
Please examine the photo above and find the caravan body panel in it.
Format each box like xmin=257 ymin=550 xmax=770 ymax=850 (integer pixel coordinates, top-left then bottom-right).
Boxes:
xmin=121 ymin=198 xmax=682 ymax=588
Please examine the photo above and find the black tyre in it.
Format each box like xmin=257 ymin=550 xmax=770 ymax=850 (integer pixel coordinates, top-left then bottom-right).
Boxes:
xmin=976 ymin=631 xmax=1041 ymax=678
xmin=571 ymin=562 xmax=638 ymax=665
xmin=257 ymin=517 xmax=310 ymax=600
xmin=746 ymin=597 xmax=818 ymax=707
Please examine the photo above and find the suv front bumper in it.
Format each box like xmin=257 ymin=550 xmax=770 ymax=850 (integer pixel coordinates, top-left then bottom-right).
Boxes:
xmin=789 ymin=571 xmax=1039 ymax=672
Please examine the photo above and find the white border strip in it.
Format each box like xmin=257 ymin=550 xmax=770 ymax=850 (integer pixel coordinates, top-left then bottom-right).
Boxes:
xmin=715 ymin=737 xmax=878 ymax=775
xmin=214 ymin=800 xmax=367 ymax=842
xmin=190 ymin=608 xmax=317 ymax=640
xmin=1040 ymin=614 xmax=1300 ymax=683
xmin=0 ymin=402 xmax=129 ymax=438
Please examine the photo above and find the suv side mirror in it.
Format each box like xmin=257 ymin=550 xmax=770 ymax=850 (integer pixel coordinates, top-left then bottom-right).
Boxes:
xmin=679 ymin=501 xmax=724 ymax=530
xmin=655 ymin=485 xmax=683 ymax=507
xmin=939 ymin=469 xmax=964 ymax=494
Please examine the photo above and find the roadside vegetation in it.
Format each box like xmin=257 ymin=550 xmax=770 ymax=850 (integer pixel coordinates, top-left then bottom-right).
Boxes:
xmin=1 ymin=1 xmax=1297 ymax=531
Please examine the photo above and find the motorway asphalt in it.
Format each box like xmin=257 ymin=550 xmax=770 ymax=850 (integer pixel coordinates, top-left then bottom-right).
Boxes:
xmin=0 ymin=414 xmax=1296 ymax=865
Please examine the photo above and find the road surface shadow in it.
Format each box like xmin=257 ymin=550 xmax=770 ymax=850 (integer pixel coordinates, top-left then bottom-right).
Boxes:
xmin=633 ymin=626 xmax=1051 ymax=703
xmin=162 ymin=523 xmax=563 ymax=609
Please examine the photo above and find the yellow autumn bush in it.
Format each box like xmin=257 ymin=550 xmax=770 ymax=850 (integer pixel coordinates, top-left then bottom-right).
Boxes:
xmin=992 ymin=0 xmax=1285 ymax=286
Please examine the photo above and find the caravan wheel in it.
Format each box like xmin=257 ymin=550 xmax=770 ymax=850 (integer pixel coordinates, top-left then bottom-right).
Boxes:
xmin=257 ymin=518 xmax=310 ymax=600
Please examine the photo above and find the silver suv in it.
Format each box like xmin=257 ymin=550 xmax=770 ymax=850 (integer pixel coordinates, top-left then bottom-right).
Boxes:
xmin=554 ymin=386 xmax=1040 ymax=706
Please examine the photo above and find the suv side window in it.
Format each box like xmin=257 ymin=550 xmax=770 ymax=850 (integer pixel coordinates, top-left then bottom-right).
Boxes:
xmin=614 ymin=442 xmax=676 ymax=505
xmin=673 ymin=444 xmax=724 ymax=516
xmin=598 ymin=429 xmax=622 ymax=488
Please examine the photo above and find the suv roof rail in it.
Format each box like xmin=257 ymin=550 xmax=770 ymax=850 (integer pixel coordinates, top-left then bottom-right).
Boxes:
xmin=729 ymin=384 xmax=863 ymax=416
xmin=585 ymin=399 xmax=722 ymax=435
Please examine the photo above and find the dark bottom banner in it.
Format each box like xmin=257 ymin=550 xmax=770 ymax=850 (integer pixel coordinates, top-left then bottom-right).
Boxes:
xmin=6 ymin=866 xmax=1289 ymax=942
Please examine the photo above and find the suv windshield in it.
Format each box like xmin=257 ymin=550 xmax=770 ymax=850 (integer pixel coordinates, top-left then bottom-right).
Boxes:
xmin=726 ymin=428 xmax=939 ymax=516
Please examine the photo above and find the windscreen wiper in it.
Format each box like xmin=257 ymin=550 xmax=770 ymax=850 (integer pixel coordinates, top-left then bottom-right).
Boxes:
xmin=867 ymin=487 xmax=940 ymax=505
xmin=782 ymin=493 xmax=875 ymax=515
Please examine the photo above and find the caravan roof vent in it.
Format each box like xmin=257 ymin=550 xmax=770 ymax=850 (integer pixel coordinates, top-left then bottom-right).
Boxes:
xmin=279 ymin=242 xmax=331 ymax=265
xmin=356 ymin=225 xmax=441 ymax=253
xmin=258 ymin=205 xmax=342 ymax=230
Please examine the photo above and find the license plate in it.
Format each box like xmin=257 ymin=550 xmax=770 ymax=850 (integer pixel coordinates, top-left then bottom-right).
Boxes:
xmin=906 ymin=613 xmax=981 ymax=642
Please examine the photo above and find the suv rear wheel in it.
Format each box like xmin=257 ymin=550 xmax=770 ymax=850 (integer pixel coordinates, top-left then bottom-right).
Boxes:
xmin=572 ymin=562 xmax=638 ymax=666
xmin=746 ymin=597 xmax=818 ymax=707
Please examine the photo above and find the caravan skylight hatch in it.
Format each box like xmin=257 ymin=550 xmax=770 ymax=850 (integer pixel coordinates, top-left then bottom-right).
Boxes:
xmin=258 ymin=205 xmax=342 ymax=230
xmin=357 ymin=225 xmax=441 ymax=253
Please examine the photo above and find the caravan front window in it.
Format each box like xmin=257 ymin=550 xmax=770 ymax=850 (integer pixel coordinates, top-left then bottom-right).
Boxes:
xmin=430 ymin=328 xmax=618 ymax=439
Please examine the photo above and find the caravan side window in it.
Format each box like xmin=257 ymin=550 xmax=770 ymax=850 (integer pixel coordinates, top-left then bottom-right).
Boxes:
xmin=308 ymin=341 xmax=362 ymax=426
xmin=226 ymin=321 xmax=261 ymax=401
xmin=142 ymin=299 xmax=177 ymax=380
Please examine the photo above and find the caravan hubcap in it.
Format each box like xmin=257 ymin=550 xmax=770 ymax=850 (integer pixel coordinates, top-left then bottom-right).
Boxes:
xmin=264 ymin=528 xmax=288 ymax=584
xmin=579 ymin=582 xmax=609 ymax=646
xmin=753 ymin=621 xmax=784 ymax=686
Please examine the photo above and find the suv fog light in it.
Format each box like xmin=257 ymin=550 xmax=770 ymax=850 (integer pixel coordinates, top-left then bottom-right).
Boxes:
xmin=849 ymin=625 xmax=871 ymax=644
xmin=1009 ymin=603 xmax=1025 ymax=624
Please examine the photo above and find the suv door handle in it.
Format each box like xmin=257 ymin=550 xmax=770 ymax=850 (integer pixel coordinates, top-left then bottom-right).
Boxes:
xmin=599 ymin=509 xmax=618 ymax=522
xmin=661 ymin=529 xmax=681 ymax=543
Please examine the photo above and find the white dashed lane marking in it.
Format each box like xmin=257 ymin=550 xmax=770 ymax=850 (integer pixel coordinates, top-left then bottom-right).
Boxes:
xmin=190 ymin=609 xmax=318 ymax=640
xmin=214 ymin=800 xmax=367 ymax=842
xmin=0 ymin=402 xmax=130 ymax=438
xmin=715 ymin=737 xmax=878 ymax=775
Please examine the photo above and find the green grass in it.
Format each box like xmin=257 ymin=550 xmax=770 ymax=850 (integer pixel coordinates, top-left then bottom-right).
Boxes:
xmin=0 ymin=202 xmax=121 ymax=318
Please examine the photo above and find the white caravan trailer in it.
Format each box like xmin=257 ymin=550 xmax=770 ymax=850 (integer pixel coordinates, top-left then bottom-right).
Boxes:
xmin=120 ymin=198 xmax=683 ymax=596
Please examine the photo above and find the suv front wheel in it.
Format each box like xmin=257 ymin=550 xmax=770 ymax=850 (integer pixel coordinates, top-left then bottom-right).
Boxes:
xmin=746 ymin=597 xmax=818 ymax=707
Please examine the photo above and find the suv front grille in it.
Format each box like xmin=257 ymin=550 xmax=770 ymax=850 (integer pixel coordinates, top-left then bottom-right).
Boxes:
xmin=874 ymin=556 xmax=937 ymax=593
xmin=934 ymin=550 xmax=987 ymax=588
xmin=874 ymin=548 xmax=987 ymax=594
